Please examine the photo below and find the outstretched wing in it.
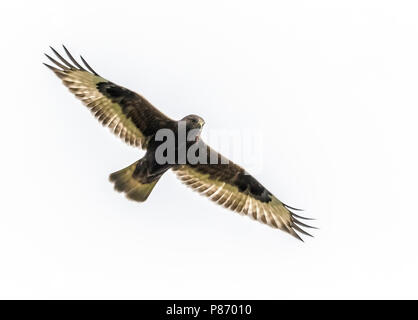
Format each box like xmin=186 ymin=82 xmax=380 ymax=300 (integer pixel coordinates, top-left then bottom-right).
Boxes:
xmin=173 ymin=142 xmax=315 ymax=241
xmin=44 ymin=46 xmax=173 ymax=149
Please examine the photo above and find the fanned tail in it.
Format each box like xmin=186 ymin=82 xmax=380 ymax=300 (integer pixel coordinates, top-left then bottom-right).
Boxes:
xmin=109 ymin=161 xmax=160 ymax=202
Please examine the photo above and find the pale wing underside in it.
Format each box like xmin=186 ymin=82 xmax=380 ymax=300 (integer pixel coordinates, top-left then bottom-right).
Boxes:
xmin=44 ymin=46 xmax=169 ymax=149
xmin=173 ymin=165 xmax=315 ymax=241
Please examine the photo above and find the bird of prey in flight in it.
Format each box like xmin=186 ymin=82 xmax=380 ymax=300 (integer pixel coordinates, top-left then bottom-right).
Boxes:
xmin=44 ymin=46 xmax=315 ymax=241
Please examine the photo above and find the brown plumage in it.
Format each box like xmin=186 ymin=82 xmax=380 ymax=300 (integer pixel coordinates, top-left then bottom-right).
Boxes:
xmin=45 ymin=46 xmax=315 ymax=241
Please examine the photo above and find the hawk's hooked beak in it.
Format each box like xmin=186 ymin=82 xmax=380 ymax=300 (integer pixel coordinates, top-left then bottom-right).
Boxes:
xmin=198 ymin=119 xmax=205 ymax=127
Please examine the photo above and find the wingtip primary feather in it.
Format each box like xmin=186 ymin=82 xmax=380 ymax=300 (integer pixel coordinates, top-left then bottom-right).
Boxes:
xmin=292 ymin=224 xmax=314 ymax=238
xmin=62 ymin=45 xmax=85 ymax=71
xmin=49 ymin=46 xmax=74 ymax=69
xmin=43 ymin=62 xmax=58 ymax=70
xmin=44 ymin=53 xmax=68 ymax=70
xmin=291 ymin=211 xmax=316 ymax=221
xmin=283 ymin=202 xmax=304 ymax=211
xmin=80 ymin=55 xmax=99 ymax=76
xmin=289 ymin=229 xmax=304 ymax=242
xmin=45 ymin=46 xmax=100 ymax=77
xmin=292 ymin=217 xmax=318 ymax=229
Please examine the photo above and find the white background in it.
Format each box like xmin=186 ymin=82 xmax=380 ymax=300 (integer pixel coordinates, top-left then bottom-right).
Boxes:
xmin=1 ymin=0 xmax=417 ymax=299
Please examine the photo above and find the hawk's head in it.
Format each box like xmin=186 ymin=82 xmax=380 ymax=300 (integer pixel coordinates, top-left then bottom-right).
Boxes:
xmin=182 ymin=114 xmax=205 ymax=130
xmin=181 ymin=114 xmax=205 ymax=142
